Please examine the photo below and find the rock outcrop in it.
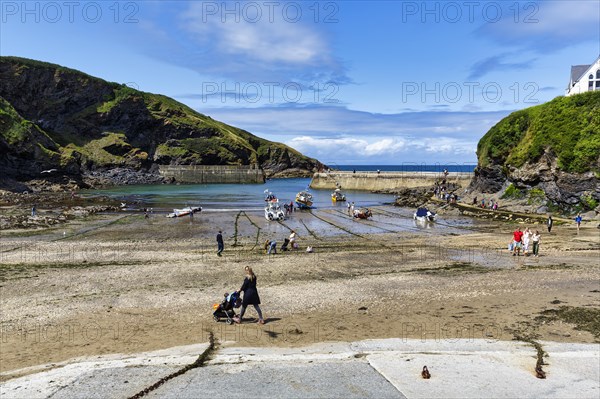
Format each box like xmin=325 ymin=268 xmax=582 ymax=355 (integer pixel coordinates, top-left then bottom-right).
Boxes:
xmin=0 ymin=57 xmax=323 ymax=190
xmin=471 ymin=92 xmax=600 ymax=212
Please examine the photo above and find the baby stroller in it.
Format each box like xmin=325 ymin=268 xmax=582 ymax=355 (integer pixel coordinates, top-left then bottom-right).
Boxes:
xmin=212 ymin=291 xmax=241 ymax=325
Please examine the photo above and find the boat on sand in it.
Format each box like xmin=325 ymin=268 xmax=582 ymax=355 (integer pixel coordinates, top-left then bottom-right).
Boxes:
xmin=166 ymin=206 xmax=202 ymax=218
xmin=414 ymin=207 xmax=436 ymax=222
xmin=265 ymin=199 xmax=285 ymax=221
xmin=353 ymin=208 xmax=372 ymax=219
xmin=295 ymin=191 xmax=314 ymax=209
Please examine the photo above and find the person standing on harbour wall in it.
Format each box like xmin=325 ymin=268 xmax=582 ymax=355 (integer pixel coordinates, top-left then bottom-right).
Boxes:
xmin=547 ymin=215 xmax=553 ymax=233
xmin=575 ymin=213 xmax=582 ymax=234
xmin=216 ymin=230 xmax=224 ymax=257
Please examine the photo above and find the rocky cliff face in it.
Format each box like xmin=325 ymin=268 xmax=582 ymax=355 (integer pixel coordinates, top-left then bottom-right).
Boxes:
xmin=0 ymin=57 xmax=322 ymax=189
xmin=471 ymin=92 xmax=600 ymax=212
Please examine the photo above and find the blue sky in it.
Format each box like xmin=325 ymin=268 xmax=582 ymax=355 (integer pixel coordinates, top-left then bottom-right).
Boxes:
xmin=1 ymin=0 xmax=599 ymax=164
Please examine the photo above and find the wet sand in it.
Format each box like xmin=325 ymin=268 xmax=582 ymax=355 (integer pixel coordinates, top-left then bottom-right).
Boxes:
xmin=1 ymin=206 xmax=599 ymax=377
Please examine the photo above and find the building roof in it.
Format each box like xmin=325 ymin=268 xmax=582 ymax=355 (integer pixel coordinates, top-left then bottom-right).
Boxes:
xmin=570 ymin=64 xmax=591 ymax=83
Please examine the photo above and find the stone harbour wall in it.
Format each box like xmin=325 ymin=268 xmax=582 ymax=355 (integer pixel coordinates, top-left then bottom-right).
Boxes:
xmin=158 ymin=165 xmax=265 ymax=184
xmin=310 ymin=171 xmax=473 ymax=191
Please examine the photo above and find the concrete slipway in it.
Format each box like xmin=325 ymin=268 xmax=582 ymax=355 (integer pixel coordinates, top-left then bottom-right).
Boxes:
xmin=1 ymin=339 xmax=598 ymax=399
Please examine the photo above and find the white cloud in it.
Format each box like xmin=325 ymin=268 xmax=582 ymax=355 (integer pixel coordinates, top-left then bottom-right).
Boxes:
xmin=216 ymin=19 xmax=326 ymax=65
xmin=176 ymin=2 xmax=343 ymax=83
xmin=479 ymin=1 xmax=600 ymax=51
xmin=199 ymin=105 xmax=509 ymax=163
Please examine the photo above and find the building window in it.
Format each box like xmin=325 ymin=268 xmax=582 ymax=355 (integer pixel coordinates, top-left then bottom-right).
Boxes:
xmin=597 ymin=69 xmax=600 ymax=79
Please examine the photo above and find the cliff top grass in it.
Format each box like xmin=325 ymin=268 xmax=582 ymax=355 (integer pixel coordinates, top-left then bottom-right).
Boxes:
xmin=2 ymin=56 xmax=109 ymax=86
xmin=0 ymin=56 xmax=321 ymax=173
xmin=477 ymin=91 xmax=600 ymax=173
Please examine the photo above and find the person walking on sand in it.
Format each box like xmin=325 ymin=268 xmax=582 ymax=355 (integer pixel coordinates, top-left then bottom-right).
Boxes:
xmin=532 ymin=230 xmax=541 ymax=257
xmin=575 ymin=213 xmax=582 ymax=234
xmin=522 ymin=227 xmax=531 ymax=256
xmin=31 ymin=204 xmax=36 ymax=217
xmin=350 ymin=202 xmax=355 ymax=217
xmin=547 ymin=215 xmax=553 ymax=233
xmin=289 ymin=230 xmax=297 ymax=249
xmin=216 ymin=230 xmax=224 ymax=257
xmin=233 ymin=266 xmax=265 ymax=325
xmin=512 ymin=227 xmax=523 ymax=256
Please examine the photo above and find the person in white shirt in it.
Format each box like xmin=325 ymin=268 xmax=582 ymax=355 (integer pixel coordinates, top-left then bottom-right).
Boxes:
xmin=522 ymin=227 xmax=531 ymax=256
xmin=532 ymin=231 xmax=541 ymax=257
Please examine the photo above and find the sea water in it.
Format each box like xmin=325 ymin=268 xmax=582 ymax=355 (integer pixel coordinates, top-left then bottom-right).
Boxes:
xmin=81 ymin=178 xmax=396 ymax=211
xmin=81 ymin=165 xmax=474 ymax=211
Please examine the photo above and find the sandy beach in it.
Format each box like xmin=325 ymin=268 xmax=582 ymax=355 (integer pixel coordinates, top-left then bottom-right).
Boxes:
xmin=1 ymin=204 xmax=599 ymax=379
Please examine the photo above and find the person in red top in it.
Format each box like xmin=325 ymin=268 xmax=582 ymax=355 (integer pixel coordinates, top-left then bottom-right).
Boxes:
xmin=512 ymin=227 xmax=523 ymax=256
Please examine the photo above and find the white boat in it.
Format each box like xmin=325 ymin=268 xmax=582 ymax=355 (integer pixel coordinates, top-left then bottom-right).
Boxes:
xmin=265 ymin=200 xmax=285 ymax=221
xmin=167 ymin=206 xmax=202 ymax=218
xmin=413 ymin=207 xmax=436 ymax=222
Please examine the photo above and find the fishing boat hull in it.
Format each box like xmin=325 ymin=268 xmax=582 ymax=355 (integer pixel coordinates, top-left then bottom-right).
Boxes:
xmin=414 ymin=215 xmax=436 ymax=222
xmin=167 ymin=206 xmax=202 ymax=218
xmin=353 ymin=208 xmax=372 ymax=219
xmin=265 ymin=200 xmax=285 ymax=221
xmin=295 ymin=201 xmax=313 ymax=209
xmin=295 ymin=191 xmax=314 ymax=209
xmin=413 ymin=208 xmax=436 ymax=222
xmin=265 ymin=208 xmax=285 ymax=221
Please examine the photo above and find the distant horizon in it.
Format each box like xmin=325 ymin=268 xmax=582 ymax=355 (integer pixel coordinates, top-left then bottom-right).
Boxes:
xmin=328 ymin=164 xmax=476 ymax=172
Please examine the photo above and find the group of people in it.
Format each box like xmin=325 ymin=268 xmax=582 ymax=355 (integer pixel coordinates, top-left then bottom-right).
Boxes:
xmin=263 ymin=229 xmax=299 ymax=255
xmin=220 ymin=211 xmax=585 ymax=327
xmin=216 ymin=226 xmax=311 ymax=257
xmin=283 ymin=201 xmax=294 ymax=216
xmin=511 ymin=227 xmax=541 ymax=257
xmin=473 ymin=197 xmax=499 ymax=211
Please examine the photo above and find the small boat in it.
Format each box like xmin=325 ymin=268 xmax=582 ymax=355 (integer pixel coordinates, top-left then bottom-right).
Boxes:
xmin=331 ymin=189 xmax=346 ymax=202
xmin=265 ymin=199 xmax=285 ymax=221
xmin=414 ymin=207 xmax=436 ymax=222
xmin=353 ymin=208 xmax=372 ymax=219
xmin=167 ymin=206 xmax=202 ymax=218
xmin=295 ymin=191 xmax=314 ymax=209
xmin=264 ymin=190 xmax=277 ymax=202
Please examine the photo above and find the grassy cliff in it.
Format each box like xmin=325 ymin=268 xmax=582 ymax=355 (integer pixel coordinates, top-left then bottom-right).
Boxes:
xmin=0 ymin=56 xmax=322 ymax=184
xmin=473 ymin=91 xmax=600 ymax=211
xmin=477 ymin=91 xmax=600 ymax=174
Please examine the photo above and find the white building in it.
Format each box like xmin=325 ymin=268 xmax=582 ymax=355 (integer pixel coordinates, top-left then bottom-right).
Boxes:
xmin=566 ymin=55 xmax=600 ymax=96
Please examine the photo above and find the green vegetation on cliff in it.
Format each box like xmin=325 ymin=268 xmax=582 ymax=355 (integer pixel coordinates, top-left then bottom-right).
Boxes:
xmin=477 ymin=91 xmax=600 ymax=173
xmin=0 ymin=56 xmax=322 ymax=180
xmin=0 ymin=97 xmax=65 ymax=176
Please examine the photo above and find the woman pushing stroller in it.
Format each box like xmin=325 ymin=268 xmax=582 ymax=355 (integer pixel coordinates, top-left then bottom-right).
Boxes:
xmin=233 ymin=266 xmax=265 ymax=325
